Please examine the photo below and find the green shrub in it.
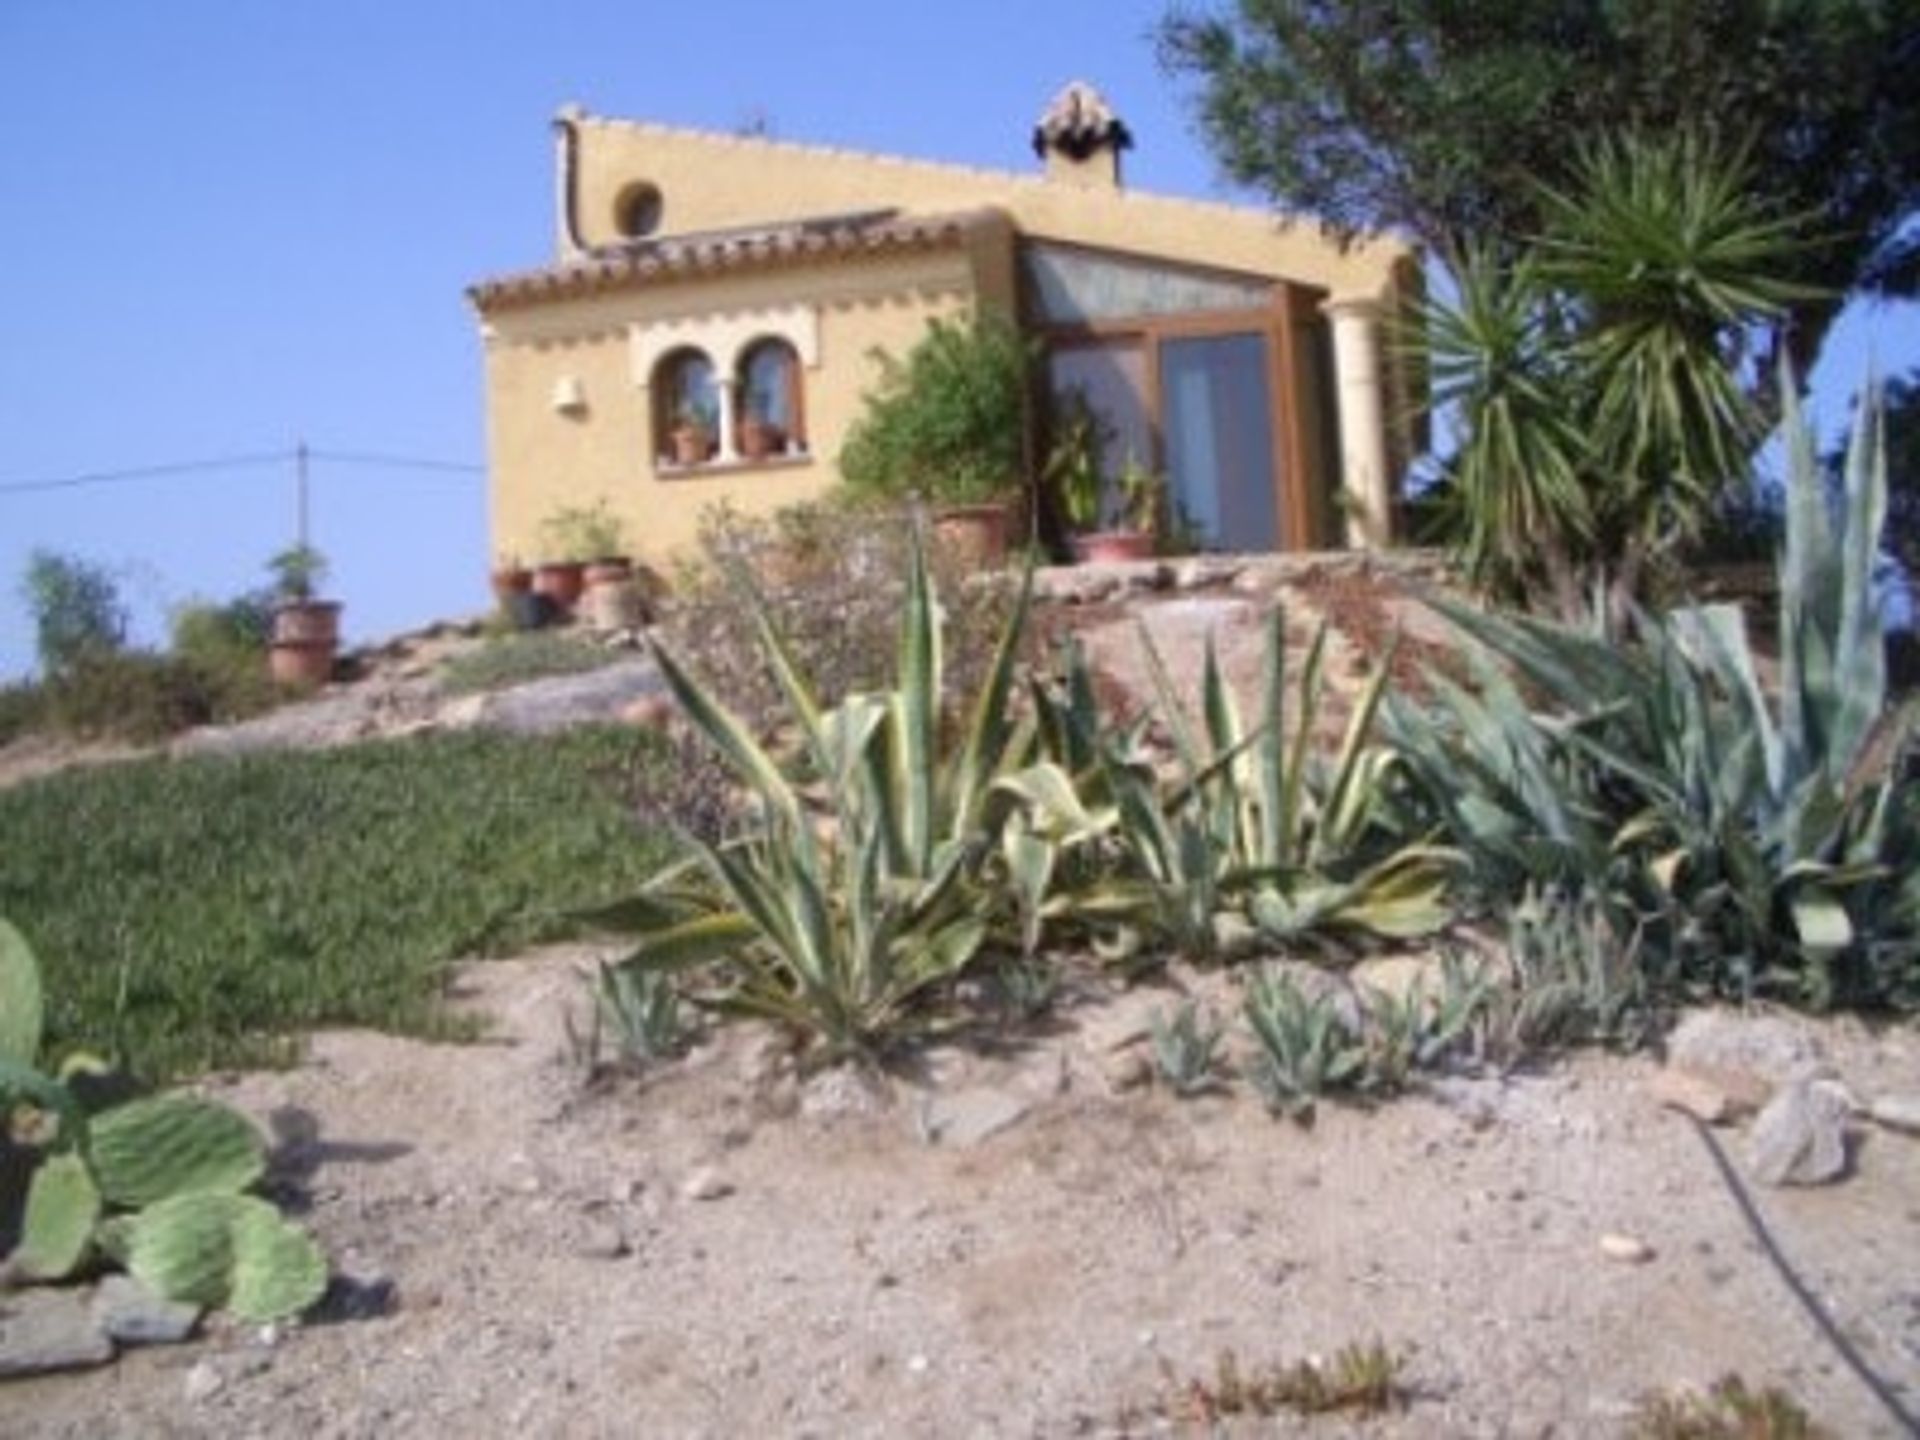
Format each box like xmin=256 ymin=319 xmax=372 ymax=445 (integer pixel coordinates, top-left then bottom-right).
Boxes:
xmin=659 ymin=499 xmax=1031 ymax=737
xmin=0 ymin=681 xmax=42 ymax=746
xmin=38 ymin=650 xmax=275 ymax=742
xmin=22 ymin=550 xmax=125 ymax=675
xmin=837 ymin=313 xmax=1035 ymax=507
xmin=170 ymin=594 xmax=273 ymax=661
xmin=0 ymin=727 xmax=678 ymax=1078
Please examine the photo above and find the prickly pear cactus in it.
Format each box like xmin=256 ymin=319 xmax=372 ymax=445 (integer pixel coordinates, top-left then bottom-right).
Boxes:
xmin=126 ymin=1192 xmax=327 ymax=1323
xmin=14 ymin=1152 xmax=100 ymax=1280
xmin=0 ymin=918 xmax=43 ymax=1066
xmin=88 ymin=1094 xmax=266 ymax=1207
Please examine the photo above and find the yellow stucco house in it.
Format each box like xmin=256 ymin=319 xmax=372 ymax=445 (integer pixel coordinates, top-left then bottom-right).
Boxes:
xmin=467 ymin=83 xmax=1421 ymax=569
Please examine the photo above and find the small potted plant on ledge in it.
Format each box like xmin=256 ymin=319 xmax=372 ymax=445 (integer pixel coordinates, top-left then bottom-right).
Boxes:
xmin=266 ymin=543 xmax=342 ymax=687
xmin=837 ymin=314 xmax=1034 ymax=568
xmin=738 ymin=379 xmax=788 ymax=462
xmin=490 ymin=552 xmax=533 ymax=607
xmin=1068 ymin=455 xmax=1164 ymax=564
xmin=669 ymin=398 xmax=718 ymax=467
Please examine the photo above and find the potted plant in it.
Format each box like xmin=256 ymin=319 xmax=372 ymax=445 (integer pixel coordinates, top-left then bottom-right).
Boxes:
xmin=265 ymin=543 xmax=342 ymax=687
xmin=837 ymin=314 xmax=1035 ymax=568
xmin=533 ymin=502 xmax=626 ymax=614
xmin=490 ymin=552 xmax=533 ymax=605
xmin=669 ymin=398 xmax=718 ymax=467
xmin=1070 ymin=456 xmax=1164 ymax=564
xmin=738 ymin=378 xmax=787 ymax=462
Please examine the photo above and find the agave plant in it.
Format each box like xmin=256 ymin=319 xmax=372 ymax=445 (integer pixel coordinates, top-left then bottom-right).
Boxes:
xmin=1392 ymin=372 xmax=1919 ymax=1009
xmin=1066 ymin=609 xmax=1453 ymax=962
xmin=591 ymin=531 xmax=1084 ymax=1058
xmin=1242 ymin=967 xmax=1366 ymax=1119
xmin=0 ymin=919 xmax=325 ymax=1322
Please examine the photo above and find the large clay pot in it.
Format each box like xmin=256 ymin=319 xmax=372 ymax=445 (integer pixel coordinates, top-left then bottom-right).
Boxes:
xmin=533 ymin=561 xmax=586 ymax=613
xmin=933 ymin=503 xmax=1012 ymax=570
xmin=268 ymin=600 xmax=342 ymax=688
xmin=1072 ymin=531 xmax=1155 ymax=564
xmin=584 ymin=557 xmax=633 ymax=589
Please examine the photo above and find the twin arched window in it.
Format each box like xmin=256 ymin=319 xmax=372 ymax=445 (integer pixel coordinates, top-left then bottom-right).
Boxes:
xmin=652 ymin=339 xmax=804 ymax=468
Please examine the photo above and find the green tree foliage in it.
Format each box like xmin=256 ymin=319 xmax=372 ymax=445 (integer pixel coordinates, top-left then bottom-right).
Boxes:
xmin=21 ymin=550 xmax=125 ymax=675
xmin=1415 ymin=133 xmax=1807 ymax=617
xmin=837 ymin=313 xmax=1036 ymax=507
xmin=1159 ymin=0 xmax=1920 ymax=369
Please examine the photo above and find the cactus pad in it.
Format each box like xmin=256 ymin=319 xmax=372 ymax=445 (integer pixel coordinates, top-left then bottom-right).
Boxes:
xmin=13 ymin=1152 xmax=100 ymax=1280
xmin=126 ymin=1192 xmax=327 ymax=1322
xmin=0 ymin=919 xmax=42 ymax=1067
xmin=88 ymin=1094 xmax=266 ymax=1207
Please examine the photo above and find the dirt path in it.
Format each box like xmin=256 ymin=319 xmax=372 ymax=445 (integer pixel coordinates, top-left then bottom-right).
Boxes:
xmin=9 ymin=951 xmax=1917 ymax=1438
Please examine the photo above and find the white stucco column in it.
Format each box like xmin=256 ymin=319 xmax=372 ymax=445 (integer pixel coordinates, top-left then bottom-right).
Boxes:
xmin=1321 ymin=295 xmax=1394 ymax=550
xmin=714 ymin=381 xmax=740 ymax=464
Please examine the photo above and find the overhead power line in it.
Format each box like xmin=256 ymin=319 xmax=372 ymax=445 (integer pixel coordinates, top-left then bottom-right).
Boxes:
xmin=305 ymin=449 xmax=485 ymax=474
xmin=0 ymin=446 xmax=485 ymax=497
xmin=0 ymin=451 xmax=292 ymax=496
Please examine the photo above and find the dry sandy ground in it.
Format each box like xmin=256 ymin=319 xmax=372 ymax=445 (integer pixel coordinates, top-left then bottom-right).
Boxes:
xmin=9 ymin=950 xmax=1918 ymax=1439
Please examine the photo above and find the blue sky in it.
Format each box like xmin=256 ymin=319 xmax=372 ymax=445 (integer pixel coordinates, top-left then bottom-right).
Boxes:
xmin=1 ymin=1 xmax=1914 ymax=677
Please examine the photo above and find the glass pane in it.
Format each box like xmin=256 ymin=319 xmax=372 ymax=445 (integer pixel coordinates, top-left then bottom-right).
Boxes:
xmin=670 ymin=354 xmax=716 ymax=427
xmin=1161 ymin=333 xmax=1280 ymax=551
xmin=742 ymin=346 xmax=793 ymax=429
xmin=1047 ymin=341 xmax=1151 ymax=520
xmin=1024 ymin=243 xmax=1274 ymax=325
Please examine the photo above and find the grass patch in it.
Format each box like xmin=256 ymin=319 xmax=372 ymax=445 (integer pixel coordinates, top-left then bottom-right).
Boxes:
xmin=437 ymin=631 xmax=623 ymax=695
xmin=0 ymin=727 xmax=678 ymax=1080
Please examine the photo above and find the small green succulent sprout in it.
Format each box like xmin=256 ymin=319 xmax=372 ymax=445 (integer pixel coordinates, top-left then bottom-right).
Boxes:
xmin=1243 ymin=968 xmax=1366 ymax=1121
xmin=591 ymin=959 xmax=685 ymax=1067
xmin=996 ymin=957 xmax=1060 ymax=1024
xmin=1150 ymin=1000 xmax=1225 ymax=1097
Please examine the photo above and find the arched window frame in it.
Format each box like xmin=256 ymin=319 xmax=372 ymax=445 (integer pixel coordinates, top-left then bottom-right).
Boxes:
xmin=631 ymin=307 xmax=820 ymax=471
xmin=734 ymin=337 xmax=806 ymax=460
xmin=652 ymin=347 xmax=718 ymax=468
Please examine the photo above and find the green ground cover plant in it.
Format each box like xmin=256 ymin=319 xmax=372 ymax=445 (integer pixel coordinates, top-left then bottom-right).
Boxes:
xmin=437 ymin=630 xmax=624 ymax=695
xmin=0 ymin=727 xmax=677 ymax=1079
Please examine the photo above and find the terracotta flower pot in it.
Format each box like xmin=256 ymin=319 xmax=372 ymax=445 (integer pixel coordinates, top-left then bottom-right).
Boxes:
xmin=739 ymin=419 xmax=786 ymax=462
xmin=270 ymin=600 xmax=342 ymax=647
xmin=490 ymin=566 xmax=534 ymax=604
xmin=533 ymin=561 xmax=586 ymax=612
xmin=584 ymin=557 xmax=633 ymax=589
xmin=933 ymin=503 xmax=1012 ymax=570
xmin=1072 ymin=531 xmax=1156 ymax=564
xmin=670 ymin=427 xmax=714 ymax=466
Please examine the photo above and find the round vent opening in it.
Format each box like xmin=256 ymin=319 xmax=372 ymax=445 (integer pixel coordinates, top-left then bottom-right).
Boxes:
xmin=615 ymin=182 xmax=663 ymax=240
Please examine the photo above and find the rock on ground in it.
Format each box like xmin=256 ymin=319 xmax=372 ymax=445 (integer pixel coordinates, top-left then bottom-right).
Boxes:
xmin=90 ymin=1275 xmax=200 ymax=1347
xmin=1666 ymin=1010 xmax=1826 ymax=1096
xmin=456 ymin=658 xmax=665 ymax=736
xmin=1747 ymin=1077 xmax=1854 ymax=1186
xmin=0 ymin=1289 xmax=114 ymax=1378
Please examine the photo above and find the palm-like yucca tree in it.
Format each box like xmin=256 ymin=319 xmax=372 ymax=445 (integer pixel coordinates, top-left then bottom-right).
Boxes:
xmin=1412 ymin=130 xmax=1814 ymax=622
xmin=1414 ymin=244 xmax=1591 ymax=614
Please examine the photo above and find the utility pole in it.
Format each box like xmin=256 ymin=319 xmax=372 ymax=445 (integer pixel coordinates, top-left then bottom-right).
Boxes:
xmin=295 ymin=439 xmax=310 ymax=552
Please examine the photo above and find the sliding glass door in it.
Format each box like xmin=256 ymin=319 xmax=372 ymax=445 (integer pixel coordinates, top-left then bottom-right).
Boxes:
xmin=1160 ymin=332 xmax=1281 ymax=552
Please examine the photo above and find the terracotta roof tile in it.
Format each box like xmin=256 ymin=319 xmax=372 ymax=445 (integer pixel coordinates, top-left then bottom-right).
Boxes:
xmin=467 ymin=207 xmax=1001 ymax=312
